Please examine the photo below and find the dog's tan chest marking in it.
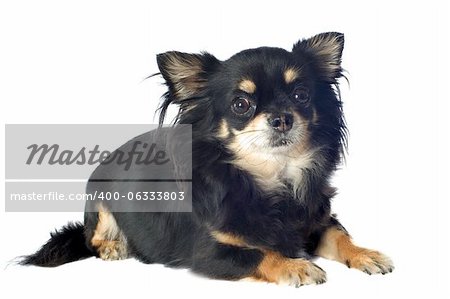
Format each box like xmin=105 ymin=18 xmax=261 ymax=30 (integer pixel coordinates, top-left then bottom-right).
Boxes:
xmin=228 ymin=127 xmax=315 ymax=193
xmin=232 ymin=150 xmax=313 ymax=192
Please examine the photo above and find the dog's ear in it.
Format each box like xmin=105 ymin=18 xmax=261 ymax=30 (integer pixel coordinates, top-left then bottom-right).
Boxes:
xmin=292 ymin=32 xmax=344 ymax=81
xmin=156 ymin=51 xmax=220 ymax=101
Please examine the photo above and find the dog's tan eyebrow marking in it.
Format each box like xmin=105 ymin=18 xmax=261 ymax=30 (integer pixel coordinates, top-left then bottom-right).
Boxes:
xmin=238 ymin=79 xmax=257 ymax=94
xmin=284 ymin=68 xmax=299 ymax=84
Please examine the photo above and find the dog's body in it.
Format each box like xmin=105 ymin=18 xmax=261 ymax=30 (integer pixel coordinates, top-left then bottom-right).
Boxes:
xmin=22 ymin=32 xmax=393 ymax=286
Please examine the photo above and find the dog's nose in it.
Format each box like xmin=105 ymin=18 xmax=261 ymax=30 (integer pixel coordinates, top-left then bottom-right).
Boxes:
xmin=269 ymin=113 xmax=293 ymax=132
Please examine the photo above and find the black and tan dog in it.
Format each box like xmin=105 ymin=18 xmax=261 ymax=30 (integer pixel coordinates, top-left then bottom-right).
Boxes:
xmin=21 ymin=32 xmax=393 ymax=286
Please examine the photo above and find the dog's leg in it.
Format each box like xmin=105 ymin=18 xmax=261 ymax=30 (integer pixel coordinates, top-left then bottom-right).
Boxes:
xmin=89 ymin=204 xmax=128 ymax=261
xmin=192 ymin=231 xmax=326 ymax=286
xmin=316 ymin=226 xmax=394 ymax=275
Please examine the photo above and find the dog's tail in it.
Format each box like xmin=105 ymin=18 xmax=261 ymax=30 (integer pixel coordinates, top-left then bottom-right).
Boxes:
xmin=19 ymin=222 xmax=94 ymax=267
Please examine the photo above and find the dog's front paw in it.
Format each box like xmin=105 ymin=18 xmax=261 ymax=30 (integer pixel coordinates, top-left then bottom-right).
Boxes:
xmin=285 ymin=260 xmax=327 ymax=287
xmin=254 ymin=252 xmax=327 ymax=287
xmin=346 ymin=249 xmax=394 ymax=275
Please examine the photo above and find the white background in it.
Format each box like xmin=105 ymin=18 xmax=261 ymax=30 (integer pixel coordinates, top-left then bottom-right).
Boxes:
xmin=1 ymin=0 xmax=449 ymax=298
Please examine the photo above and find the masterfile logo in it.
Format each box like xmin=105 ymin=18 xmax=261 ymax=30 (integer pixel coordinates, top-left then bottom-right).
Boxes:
xmin=4 ymin=124 xmax=192 ymax=212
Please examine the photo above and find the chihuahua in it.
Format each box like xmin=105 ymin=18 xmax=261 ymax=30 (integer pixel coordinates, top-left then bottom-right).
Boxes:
xmin=21 ymin=32 xmax=393 ymax=286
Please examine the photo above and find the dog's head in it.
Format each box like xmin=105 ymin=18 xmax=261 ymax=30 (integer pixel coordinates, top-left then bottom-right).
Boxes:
xmin=157 ymin=32 xmax=347 ymax=189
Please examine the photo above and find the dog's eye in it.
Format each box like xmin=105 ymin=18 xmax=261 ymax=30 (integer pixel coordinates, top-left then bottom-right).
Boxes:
xmin=292 ymin=88 xmax=310 ymax=104
xmin=231 ymin=97 xmax=252 ymax=115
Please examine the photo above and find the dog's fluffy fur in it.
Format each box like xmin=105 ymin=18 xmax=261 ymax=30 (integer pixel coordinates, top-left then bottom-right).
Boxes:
xmin=21 ymin=32 xmax=394 ymax=286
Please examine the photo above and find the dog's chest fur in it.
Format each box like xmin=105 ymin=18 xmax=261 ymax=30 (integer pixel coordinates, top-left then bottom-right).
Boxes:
xmin=231 ymin=147 xmax=317 ymax=194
